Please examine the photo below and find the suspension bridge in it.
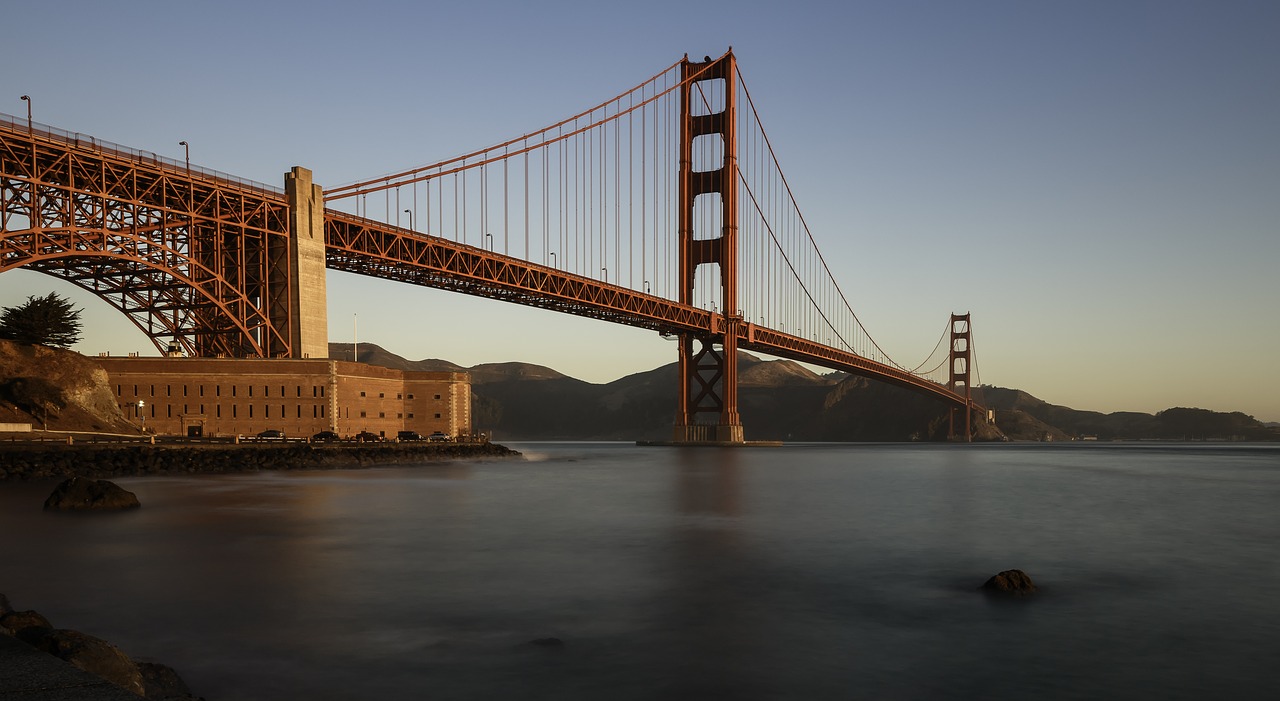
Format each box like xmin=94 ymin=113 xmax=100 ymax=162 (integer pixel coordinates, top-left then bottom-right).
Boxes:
xmin=0 ymin=50 xmax=984 ymax=442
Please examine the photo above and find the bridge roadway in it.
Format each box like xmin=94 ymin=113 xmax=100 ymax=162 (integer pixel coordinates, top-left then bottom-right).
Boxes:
xmin=1 ymin=114 xmax=977 ymax=413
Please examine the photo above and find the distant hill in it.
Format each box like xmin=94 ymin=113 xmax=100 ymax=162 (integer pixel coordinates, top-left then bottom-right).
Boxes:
xmin=978 ymin=386 xmax=1278 ymax=441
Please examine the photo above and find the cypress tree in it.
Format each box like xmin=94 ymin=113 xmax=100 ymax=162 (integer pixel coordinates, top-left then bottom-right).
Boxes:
xmin=0 ymin=292 xmax=84 ymax=348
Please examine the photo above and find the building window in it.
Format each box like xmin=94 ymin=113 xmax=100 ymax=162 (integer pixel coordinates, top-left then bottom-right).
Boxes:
xmin=249 ymin=405 xmax=254 ymax=418
xmin=265 ymin=405 xmax=270 ymax=418
xmin=248 ymin=386 xmax=252 ymax=397
xmin=434 ymin=413 xmax=442 ymax=419
xmin=133 ymin=385 xmax=138 ymax=396
xmin=378 ymin=412 xmax=385 ymax=418
xmin=150 ymin=385 xmax=155 ymax=397
xmin=379 ymin=392 xmax=385 ymax=398
xmin=434 ymin=394 xmax=441 ymax=400
xmin=183 ymin=385 xmax=187 ymax=397
xmin=360 ymin=391 xmax=366 ymax=397
xmin=397 ymin=413 xmax=403 ymax=419
xmin=396 ymin=393 xmax=402 ymax=399
xmin=232 ymin=405 xmax=237 ymax=418
xmin=296 ymin=386 xmax=301 ymax=398
xmin=166 ymin=385 xmax=171 ymax=397
xmin=360 ymin=411 xmax=367 ymax=418
xmin=407 ymin=413 xmax=414 ymax=418
xmin=297 ymin=406 xmax=301 ymax=418
xmin=167 ymin=406 xmax=172 ymax=418
xmin=200 ymin=386 xmax=205 ymax=397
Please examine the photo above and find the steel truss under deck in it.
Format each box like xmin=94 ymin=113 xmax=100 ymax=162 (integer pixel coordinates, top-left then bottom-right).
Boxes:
xmin=1 ymin=120 xmax=294 ymax=358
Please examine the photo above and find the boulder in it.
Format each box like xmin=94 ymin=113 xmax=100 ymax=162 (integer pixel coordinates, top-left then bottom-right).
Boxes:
xmin=32 ymin=628 xmax=146 ymax=696
xmin=43 ymin=476 xmax=140 ymax=510
xmin=982 ymin=569 xmax=1038 ymax=595
xmin=0 ymin=609 xmax=53 ymax=642
xmin=138 ymin=660 xmax=197 ymax=700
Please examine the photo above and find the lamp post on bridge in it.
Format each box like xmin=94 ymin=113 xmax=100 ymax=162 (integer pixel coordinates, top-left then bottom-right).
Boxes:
xmin=178 ymin=141 xmax=189 ymax=172
xmin=549 ymin=252 xmax=556 ymax=268
xmin=404 ymin=209 xmax=413 ymax=232
xmin=485 ymin=233 xmax=493 ymax=251
xmin=601 ymin=268 xmax=608 ymax=283
xmin=644 ymin=280 xmax=650 ymax=294
xmin=19 ymin=95 xmax=31 ymax=132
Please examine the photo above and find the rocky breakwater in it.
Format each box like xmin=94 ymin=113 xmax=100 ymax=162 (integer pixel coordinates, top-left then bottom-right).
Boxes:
xmin=0 ymin=441 xmax=521 ymax=481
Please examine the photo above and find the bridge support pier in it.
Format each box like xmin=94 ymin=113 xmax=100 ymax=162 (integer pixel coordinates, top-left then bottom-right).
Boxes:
xmin=672 ymin=51 xmax=744 ymax=444
xmin=284 ymin=167 xmax=329 ymax=360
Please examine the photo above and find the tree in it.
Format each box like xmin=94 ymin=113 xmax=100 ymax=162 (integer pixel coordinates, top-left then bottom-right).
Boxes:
xmin=0 ymin=292 xmax=84 ymax=348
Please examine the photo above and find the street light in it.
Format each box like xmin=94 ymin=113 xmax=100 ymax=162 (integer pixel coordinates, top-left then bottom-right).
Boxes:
xmin=601 ymin=268 xmax=608 ymax=283
xmin=19 ymin=95 xmax=31 ymax=132
xmin=485 ymin=233 xmax=493 ymax=250
xmin=178 ymin=141 xmax=189 ymax=171
xmin=644 ymin=280 xmax=650 ymax=294
xmin=136 ymin=400 xmax=146 ymax=428
xmin=403 ymin=209 xmax=413 ymax=232
xmin=549 ymin=252 xmax=556 ymax=268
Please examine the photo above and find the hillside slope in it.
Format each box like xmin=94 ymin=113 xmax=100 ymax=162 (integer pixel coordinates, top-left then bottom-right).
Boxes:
xmin=0 ymin=340 xmax=140 ymax=434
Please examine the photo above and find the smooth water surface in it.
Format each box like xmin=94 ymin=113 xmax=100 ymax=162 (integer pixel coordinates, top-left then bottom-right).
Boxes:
xmin=2 ymin=443 xmax=1278 ymax=699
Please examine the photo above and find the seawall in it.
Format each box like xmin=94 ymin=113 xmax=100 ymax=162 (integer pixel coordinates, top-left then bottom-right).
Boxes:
xmin=0 ymin=442 xmax=520 ymax=481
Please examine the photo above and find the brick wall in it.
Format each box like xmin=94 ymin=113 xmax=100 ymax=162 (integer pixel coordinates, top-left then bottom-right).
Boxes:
xmin=98 ymin=357 xmax=470 ymax=440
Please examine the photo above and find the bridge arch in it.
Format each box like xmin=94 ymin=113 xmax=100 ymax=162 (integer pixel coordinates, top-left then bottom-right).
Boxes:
xmin=0 ymin=237 xmax=269 ymax=357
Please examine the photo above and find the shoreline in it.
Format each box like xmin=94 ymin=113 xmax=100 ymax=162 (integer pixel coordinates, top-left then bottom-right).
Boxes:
xmin=0 ymin=441 xmax=521 ymax=482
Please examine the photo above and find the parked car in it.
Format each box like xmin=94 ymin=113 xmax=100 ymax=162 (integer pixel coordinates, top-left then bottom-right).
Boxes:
xmin=397 ymin=431 xmax=423 ymax=442
xmin=355 ymin=431 xmax=381 ymax=443
xmin=256 ymin=429 xmax=285 ymax=441
xmin=311 ymin=430 xmax=340 ymax=442
xmin=427 ymin=431 xmax=451 ymax=442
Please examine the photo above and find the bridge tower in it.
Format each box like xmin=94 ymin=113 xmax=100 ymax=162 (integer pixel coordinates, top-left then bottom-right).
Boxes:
xmin=947 ymin=312 xmax=974 ymax=441
xmin=673 ymin=52 xmax=744 ymax=444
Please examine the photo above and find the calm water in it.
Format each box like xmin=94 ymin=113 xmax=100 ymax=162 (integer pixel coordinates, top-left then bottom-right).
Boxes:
xmin=2 ymin=442 xmax=1279 ymax=700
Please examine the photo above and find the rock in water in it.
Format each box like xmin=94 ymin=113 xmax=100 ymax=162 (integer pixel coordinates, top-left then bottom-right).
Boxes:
xmin=138 ymin=660 xmax=197 ymax=700
xmin=983 ymin=569 xmax=1038 ymax=595
xmin=32 ymin=629 xmax=146 ymax=696
xmin=1 ymin=609 xmax=53 ymax=642
xmin=43 ymin=477 xmax=140 ymax=511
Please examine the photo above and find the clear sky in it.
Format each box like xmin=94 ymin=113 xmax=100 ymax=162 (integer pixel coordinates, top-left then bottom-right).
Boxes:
xmin=3 ymin=0 xmax=1278 ymax=421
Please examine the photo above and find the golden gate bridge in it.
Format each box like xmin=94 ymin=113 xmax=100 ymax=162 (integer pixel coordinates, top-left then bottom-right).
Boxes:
xmin=0 ymin=50 xmax=984 ymax=442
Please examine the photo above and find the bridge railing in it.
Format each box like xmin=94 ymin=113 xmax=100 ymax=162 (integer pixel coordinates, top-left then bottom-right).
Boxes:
xmin=0 ymin=112 xmax=283 ymax=197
